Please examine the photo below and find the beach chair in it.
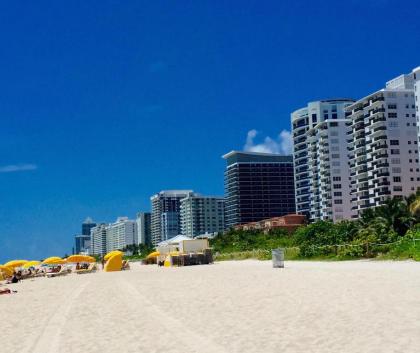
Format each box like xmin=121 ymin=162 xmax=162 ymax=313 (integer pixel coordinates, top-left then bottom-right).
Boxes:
xmin=46 ymin=267 xmax=69 ymax=278
xmin=75 ymin=263 xmax=97 ymax=274
xmin=122 ymin=260 xmax=130 ymax=270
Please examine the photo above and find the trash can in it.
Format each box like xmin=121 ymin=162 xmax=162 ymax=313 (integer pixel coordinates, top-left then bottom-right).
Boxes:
xmin=272 ymin=248 xmax=284 ymax=268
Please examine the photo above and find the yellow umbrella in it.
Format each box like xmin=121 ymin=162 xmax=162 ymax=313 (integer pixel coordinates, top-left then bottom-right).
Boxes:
xmin=104 ymin=251 xmax=123 ymax=261
xmin=22 ymin=261 xmax=41 ymax=268
xmin=0 ymin=265 xmax=14 ymax=277
xmin=3 ymin=260 xmax=29 ymax=268
xmin=42 ymin=257 xmax=66 ymax=265
xmin=146 ymin=251 xmax=160 ymax=259
xmin=66 ymin=255 xmax=96 ymax=263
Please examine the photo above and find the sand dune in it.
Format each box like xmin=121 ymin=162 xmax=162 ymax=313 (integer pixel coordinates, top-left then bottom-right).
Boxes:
xmin=1 ymin=260 xmax=420 ymax=353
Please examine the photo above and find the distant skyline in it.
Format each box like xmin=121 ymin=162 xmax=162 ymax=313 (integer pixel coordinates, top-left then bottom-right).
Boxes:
xmin=1 ymin=0 xmax=419 ymax=262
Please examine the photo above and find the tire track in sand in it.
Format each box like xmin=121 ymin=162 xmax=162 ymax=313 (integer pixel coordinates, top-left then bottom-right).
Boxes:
xmin=118 ymin=277 xmax=228 ymax=353
xmin=21 ymin=280 xmax=89 ymax=353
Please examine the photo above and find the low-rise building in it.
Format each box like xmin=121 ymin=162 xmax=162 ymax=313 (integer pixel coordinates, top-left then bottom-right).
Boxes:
xmin=234 ymin=214 xmax=306 ymax=233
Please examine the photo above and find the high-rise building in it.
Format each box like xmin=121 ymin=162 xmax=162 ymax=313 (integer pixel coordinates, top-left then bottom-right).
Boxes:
xmin=90 ymin=223 xmax=108 ymax=257
xmin=82 ymin=217 xmax=96 ymax=236
xmin=136 ymin=212 xmax=151 ymax=245
xmin=74 ymin=234 xmax=91 ymax=254
xmin=222 ymin=151 xmax=295 ymax=229
xmin=292 ymin=99 xmax=355 ymax=222
xmin=74 ymin=217 xmax=97 ymax=254
xmin=347 ymin=73 xmax=419 ymax=217
xmin=180 ymin=194 xmax=225 ymax=237
xmin=413 ymin=66 xmax=420 ymax=158
xmin=150 ymin=190 xmax=193 ymax=246
xmin=106 ymin=217 xmax=137 ymax=252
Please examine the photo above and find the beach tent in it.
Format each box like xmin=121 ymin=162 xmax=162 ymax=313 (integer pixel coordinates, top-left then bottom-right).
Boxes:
xmin=146 ymin=251 xmax=160 ymax=259
xmin=3 ymin=260 xmax=29 ymax=269
xmin=22 ymin=261 xmax=41 ymax=269
xmin=0 ymin=265 xmax=14 ymax=277
xmin=104 ymin=250 xmax=123 ymax=261
xmin=66 ymin=255 xmax=96 ymax=263
xmin=104 ymin=253 xmax=122 ymax=272
xmin=42 ymin=257 xmax=66 ymax=265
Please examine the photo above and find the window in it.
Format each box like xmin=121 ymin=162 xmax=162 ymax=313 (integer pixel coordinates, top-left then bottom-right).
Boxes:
xmin=393 ymin=186 xmax=403 ymax=192
xmin=392 ymin=167 xmax=401 ymax=173
xmin=332 ymin=154 xmax=340 ymax=159
xmin=389 ymin=121 xmax=398 ymax=128
xmin=332 ymin=113 xmax=338 ymax=119
xmin=391 ymin=149 xmax=400 ymax=155
xmin=388 ymin=104 xmax=397 ymax=109
xmin=393 ymin=176 xmax=401 ymax=182
xmin=312 ymin=114 xmax=317 ymax=123
xmin=390 ymin=140 xmax=399 ymax=145
xmin=391 ymin=158 xmax=400 ymax=164
xmin=334 ymin=192 xmax=342 ymax=197
xmin=388 ymin=113 xmax=397 ymax=118
xmin=334 ymin=199 xmax=343 ymax=204
xmin=333 ymin=184 xmax=342 ymax=189
xmin=333 ymin=176 xmax=341 ymax=181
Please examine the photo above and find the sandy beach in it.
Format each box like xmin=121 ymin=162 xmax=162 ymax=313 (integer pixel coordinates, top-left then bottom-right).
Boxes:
xmin=1 ymin=260 xmax=420 ymax=353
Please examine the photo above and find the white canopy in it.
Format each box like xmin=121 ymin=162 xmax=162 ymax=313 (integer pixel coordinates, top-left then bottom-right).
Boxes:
xmin=158 ymin=234 xmax=192 ymax=247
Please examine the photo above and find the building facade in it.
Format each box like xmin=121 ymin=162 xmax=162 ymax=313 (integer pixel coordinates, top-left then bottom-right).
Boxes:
xmin=150 ymin=190 xmax=193 ymax=246
xmin=82 ymin=217 xmax=96 ymax=236
xmin=234 ymin=213 xmax=306 ymax=233
xmin=90 ymin=223 xmax=108 ymax=257
xmin=106 ymin=217 xmax=137 ymax=252
xmin=74 ymin=234 xmax=91 ymax=254
xmin=413 ymin=67 xmax=420 ymax=159
xmin=292 ymin=99 xmax=355 ymax=222
xmin=347 ymin=73 xmax=419 ymax=217
xmin=223 ymin=151 xmax=296 ymax=229
xmin=136 ymin=212 xmax=151 ymax=245
xmin=180 ymin=194 xmax=225 ymax=237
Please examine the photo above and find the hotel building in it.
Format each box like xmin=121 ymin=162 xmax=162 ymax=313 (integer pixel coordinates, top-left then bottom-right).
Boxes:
xmin=106 ymin=217 xmax=137 ymax=252
xmin=291 ymin=99 xmax=355 ymax=222
xmin=90 ymin=223 xmax=108 ymax=257
xmin=180 ymin=193 xmax=225 ymax=237
xmin=222 ymin=151 xmax=295 ymax=229
xmin=347 ymin=73 xmax=419 ymax=217
xmin=150 ymin=190 xmax=193 ymax=246
xmin=136 ymin=212 xmax=152 ymax=246
xmin=413 ymin=66 xmax=420 ymax=158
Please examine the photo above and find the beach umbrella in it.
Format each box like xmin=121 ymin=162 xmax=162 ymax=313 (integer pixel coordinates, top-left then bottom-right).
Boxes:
xmin=42 ymin=257 xmax=66 ymax=265
xmin=3 ymin=260 xmax=29 ymax=269
xmin=22 ymin=261 xmax=41 ymax=268
xmin=0 ymin=265 xmax=14 ymax=277
xmin=146 ymin=251 xmax=160 ymax=259
xmin=104 ymin=250 xmax=123 ymax=261
xmin=66 ymin=255 xmax=96 ymax=263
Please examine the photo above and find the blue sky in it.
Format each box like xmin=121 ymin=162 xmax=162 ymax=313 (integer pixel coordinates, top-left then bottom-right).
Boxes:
xmin=0 ymin=0 xmax=419 ymax=262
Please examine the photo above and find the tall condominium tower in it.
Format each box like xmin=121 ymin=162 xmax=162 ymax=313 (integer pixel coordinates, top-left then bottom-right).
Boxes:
xmin=106 ymin=217 xmax=137 ymax=252
xmin=413 ymin=66 xmax=420 ymax=159
xmin=150 ymin=190 xmax=193 ymax=246
xmin=291 ymin=99 xmax=355 ymax=222
xmin=136 ymin=212 xmax=151 ymax=245
xmin=82 ymin=217 xmax=96 ymax=236
xmin=347 ymin=73 xmax=419 ymax=217
xmin=90 ymin=223 xmax=108 ymax=257
xmin=222 ymin=151 xmax=295 ymax=229
xmin=180 ymin=194 xmax=225 ymax=237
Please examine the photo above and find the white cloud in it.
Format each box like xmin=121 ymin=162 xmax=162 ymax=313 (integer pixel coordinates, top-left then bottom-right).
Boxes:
xmin=244 ymin=129 xmax=293 ymax=155
xmin=0 ymin=164 xmax=38 ymax=173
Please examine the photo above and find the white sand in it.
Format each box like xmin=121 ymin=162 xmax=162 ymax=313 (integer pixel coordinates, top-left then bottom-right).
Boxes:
xmin=1 ymin=260 xmax=420 ymax=353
